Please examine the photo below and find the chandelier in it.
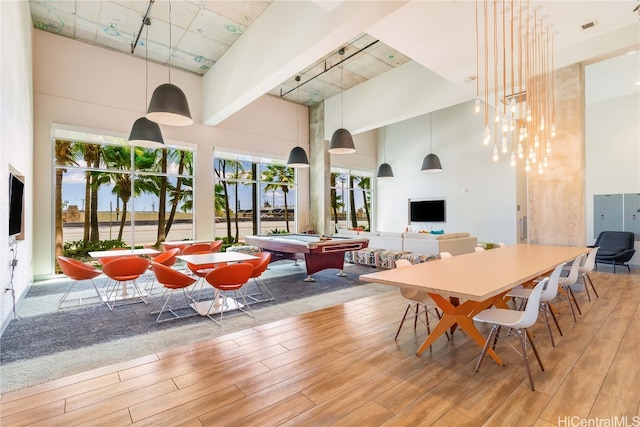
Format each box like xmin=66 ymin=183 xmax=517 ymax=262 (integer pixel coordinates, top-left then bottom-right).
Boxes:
xmin=475 ymin=0 xmax=556 ymax=173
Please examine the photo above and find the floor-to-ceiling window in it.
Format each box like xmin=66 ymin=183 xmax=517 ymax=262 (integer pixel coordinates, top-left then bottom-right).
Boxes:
xmin=214 ymin=151 xmax=298 ymax=242
xmin=53 ymin=129 xmax=194 ymax=262
xmin=330 ymin=168 xmax=372 ymax=233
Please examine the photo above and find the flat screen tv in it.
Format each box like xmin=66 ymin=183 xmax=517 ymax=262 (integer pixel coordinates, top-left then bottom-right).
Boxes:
xmin=9 ymin=173 xmax=24 ymax=236
xmin=409 ymin=199 xmax=445 ymax=222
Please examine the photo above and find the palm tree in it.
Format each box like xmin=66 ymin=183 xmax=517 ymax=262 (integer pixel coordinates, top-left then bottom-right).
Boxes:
xmin=263 ymin=165 xmax=295 ymax=233
xmin=215 ymin=159 xmax=234 ymax=242
xmin=102 ymin=146 xmax=159 ymax=242
xmin=357 ymin=176 xmax=371 ymax=230
xmin=78 ymin=144 xmax=103 ymax=243
xmin=165 ymin=150 xmax=193 ymax=237
xmin=230 ymin=161 xmax=248 ymax=243
xmin=330 ymin=173 xmax=344 ymax=232
xmin=54 ymin=140 xmax=77 ymax=259
xmin=349 ymin=175 xmax=357 ymax=228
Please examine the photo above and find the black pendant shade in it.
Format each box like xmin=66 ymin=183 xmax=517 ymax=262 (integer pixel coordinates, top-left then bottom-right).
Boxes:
xmin=146 ymin=83 xmax=193 ymax=126
xmin=421 ymin=153 xmax=443 ymax=173
xmin=287 ymin=146 xmax=309 ymax=168
xmin=128 ymin=117 xmax=165 ymax=148
xmin=376 ymin=162 xmax=394 ymax=179
xmin=329 ymin=128 xmax=356 ymax=154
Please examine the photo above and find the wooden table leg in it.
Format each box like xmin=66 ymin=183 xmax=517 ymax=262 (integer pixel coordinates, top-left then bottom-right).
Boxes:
xmin=416 ymin=293 xmax=507 ymax=366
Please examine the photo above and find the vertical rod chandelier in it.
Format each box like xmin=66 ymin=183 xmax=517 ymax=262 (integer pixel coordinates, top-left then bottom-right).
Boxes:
xmin=475 ymin=0 xmax=556 ymax=173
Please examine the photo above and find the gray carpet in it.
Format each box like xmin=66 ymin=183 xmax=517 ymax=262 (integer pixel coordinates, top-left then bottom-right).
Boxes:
xmin=0 ymin=261 xmax=392 ymax=394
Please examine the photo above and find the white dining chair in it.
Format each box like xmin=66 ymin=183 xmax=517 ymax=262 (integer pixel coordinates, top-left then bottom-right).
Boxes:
xmin=393 ymin=259 xmax=449 ymax=348
xmin=559 ymin=254 xmax=586 ymax=322
xmin=474 ymin=278 xmax=547 ymax=391
xmin=507 ymin=263 xmax=565 ymax=347
xmin=577 ymin=247 xmax=599 ymax=301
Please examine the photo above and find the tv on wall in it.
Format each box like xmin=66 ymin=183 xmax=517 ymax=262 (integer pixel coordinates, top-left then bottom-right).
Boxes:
xmin=409 ymin=199 xmax=445 ymax=223
xmin=9 ymin=173 xmax=24 ymax=237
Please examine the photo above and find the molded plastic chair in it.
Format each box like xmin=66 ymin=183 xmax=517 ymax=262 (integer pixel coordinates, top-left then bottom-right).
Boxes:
xmin=145 ymin=248 xmax=180 ymax=294
xmin=101 ymin=257 xmax=150 ymax=311
xmin=210 ymin=240 xmax=223 ymax=253
xmin=508 ymin=263 xmax=565 ymax=347
xmin=97 ymin=248 xmax=126 ymax=290
xmin=204 ymin=263 xmax=255 ymax=325
xmin=474 ymin=278 xmax=547 ymax=391
xmin=578 ymin=247 xmax=599 ymax=301
xmin=162 ymin=242 xmax=188 ymax=254
xmin=186 ymin=251 xmax=225 ymax=300
xmin=393 ymin=259 xmax=448 ymax=348
xmin=56 ymin=256 xmax=103 ymax=309
xmin=558 ymin=254 xmax=586 ymax=322
xmin=183 ymin=243 xmax=215 ymax=255
xmin=149 ymin=262 xmax=198 ymax=323
xmin=242 ymin=252 xmax=274 ymax=303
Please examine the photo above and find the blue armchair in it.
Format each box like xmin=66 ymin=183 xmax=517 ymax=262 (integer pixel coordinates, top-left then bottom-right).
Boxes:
xmin=591 ymin=231 xmax=636 ymax=273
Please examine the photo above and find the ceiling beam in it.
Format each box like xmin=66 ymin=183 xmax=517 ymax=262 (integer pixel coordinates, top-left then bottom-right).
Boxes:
xmin=201 ymin=0 xmax=408 ymax=126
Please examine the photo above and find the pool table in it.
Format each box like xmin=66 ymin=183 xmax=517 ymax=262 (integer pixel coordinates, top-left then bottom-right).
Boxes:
xmin=244 ymin=234 xmax=369 ymax=281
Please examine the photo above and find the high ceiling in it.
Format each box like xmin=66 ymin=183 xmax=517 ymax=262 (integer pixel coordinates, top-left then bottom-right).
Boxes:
xmin=29 ymin=1 xmax=640 ymax=119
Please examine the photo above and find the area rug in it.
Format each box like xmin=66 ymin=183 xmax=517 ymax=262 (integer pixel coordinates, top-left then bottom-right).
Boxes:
xmin=0 ymin=261 xmax=392 ymax=393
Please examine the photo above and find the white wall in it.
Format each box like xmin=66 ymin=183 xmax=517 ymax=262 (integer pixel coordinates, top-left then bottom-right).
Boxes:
xmin=1 ymin=1 xmax=34 ymax=332
xmin=32 ymin=30 xmax=310 ymax=279
xmin=375 ymin=101 xmax=518 ymax=244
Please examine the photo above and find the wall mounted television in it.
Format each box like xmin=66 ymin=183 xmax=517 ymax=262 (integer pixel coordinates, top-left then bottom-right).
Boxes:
xmin=9 ymin=173 xmax=24 ymax=237
xmin=409 ymin=199 xmax=445 ymax=223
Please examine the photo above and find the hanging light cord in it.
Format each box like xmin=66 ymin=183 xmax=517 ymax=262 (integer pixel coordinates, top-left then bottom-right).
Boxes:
xmin=168 ymin=0 xmax=172 ymax=83
xmin=144 ymin=23 xmax=149 ymax=111
xmin=340 ymin=50 xmax=345 ymax=129
xmin=295 ymin=75 xmax=300 ymax=148
xmin=429 ymin=113 xmax=433 ymax=153
xmin=383 ymin=127 xmax=387 ymax=163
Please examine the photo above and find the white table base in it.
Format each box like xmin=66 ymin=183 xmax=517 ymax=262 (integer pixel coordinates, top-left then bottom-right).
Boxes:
xmin=190 ymin=296 xmax=244 ymax=316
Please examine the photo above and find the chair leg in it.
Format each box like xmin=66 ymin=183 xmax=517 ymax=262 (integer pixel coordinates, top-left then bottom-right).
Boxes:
xmin=394 ymin=304 xmax=412 ymax=340
xmin=581 ymin=274 xmax=592 ymax=302
xmin=58 ymin=280 xmax=79 ymax=309
xmin=562 ymin=287 xmax=578 ymax=322
xmin=234 ymin=289 xmax=255 ymax=319
xmin=567 ymin=287 xmax=582 ymax=315
xmin=546 ymin=302 xmax=563 ymax=337
xmin=475 ymin=325 xmax=498 ymax=373
xmin=520 ymin=329 xmax=543 ymax=391
xmin=245 ymin=277 xmax=275 ymax=303
xmin=540 ymin=304 xmax=556 ymax=347
xmin=526 ymin=329 xmax=544 ymax=372
xmin=585 ymin=273 xmax=598 ymax=298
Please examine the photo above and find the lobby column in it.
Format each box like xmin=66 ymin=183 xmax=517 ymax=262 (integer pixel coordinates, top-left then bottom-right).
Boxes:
xmin=309 ymin=102 xmax=331 ymax=235
xmin=527 ymin=63 xmax=586 ymax=246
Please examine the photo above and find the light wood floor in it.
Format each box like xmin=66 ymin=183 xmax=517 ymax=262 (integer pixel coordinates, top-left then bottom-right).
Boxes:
xmin=1 ymin=268 xmax=639 ymax=426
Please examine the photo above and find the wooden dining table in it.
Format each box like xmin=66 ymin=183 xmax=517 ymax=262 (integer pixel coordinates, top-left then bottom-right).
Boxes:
xmin=359 ymin=244 xmax=590 ymax=365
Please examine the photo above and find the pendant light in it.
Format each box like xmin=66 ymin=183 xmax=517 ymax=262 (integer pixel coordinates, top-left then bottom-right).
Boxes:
xmin=421 ymin=112 xmax=443 ymax=173
xmin=376 ymin=126 xmax=394 ymax=179
xmin=328 ymin=48 xmax=355 ymax=154
xmin=129 ymin=11 xmax=164 ymax=148
xmin=287 ymin=76 xmax=309 ymax=168
xmin=146 ymin=0 xmax=193 ymax=127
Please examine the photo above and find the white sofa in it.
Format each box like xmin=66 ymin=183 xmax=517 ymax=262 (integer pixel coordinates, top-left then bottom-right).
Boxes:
xmin=402 ymin=232 xmax=477 ymax=256
xmin=333 ymin=229 xmax=477 ymax=268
